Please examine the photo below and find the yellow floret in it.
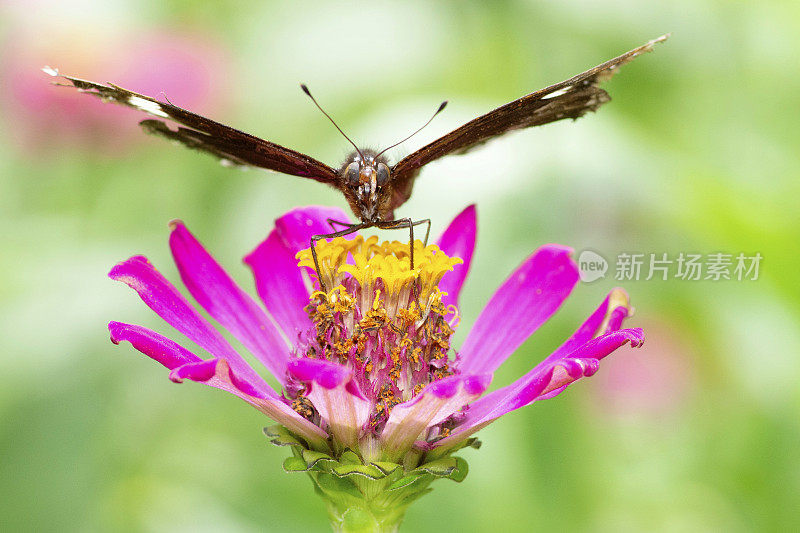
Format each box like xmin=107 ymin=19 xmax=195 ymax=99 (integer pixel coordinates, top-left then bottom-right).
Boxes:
xmin=297 ymin=237 xmax=462 ymax=301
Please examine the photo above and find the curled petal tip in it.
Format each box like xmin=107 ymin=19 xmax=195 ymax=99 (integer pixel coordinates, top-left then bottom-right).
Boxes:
xmin=107 ymin=321 xmax=124 ymax=345
xmin=609 ymin=287 xmax=631 ymax=309
xmin=629 ymin=328 xmax=645 ymax=347
xmin=168 ymin=218 xmax=185 ymax=231
xmin=601 ymin=288 xmax=635 ymax=333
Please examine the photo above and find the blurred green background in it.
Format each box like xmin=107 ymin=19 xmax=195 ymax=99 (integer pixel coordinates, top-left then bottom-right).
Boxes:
xmin=1 ymin=1 xmax=798 ymax=531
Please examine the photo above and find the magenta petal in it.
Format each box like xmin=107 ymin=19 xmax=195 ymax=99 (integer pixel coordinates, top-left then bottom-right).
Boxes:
xmin=169 ymin=358 xmax=263 ymax=397
xmin=535 ymin=384 xmax=568 ymax=401
xmin=287 ymin=358 xmax=365 ymax=398
xmin=459 ymin=244 xmax=580 ymax=375
xmin=167 ymin=357 xmax=329 ymax=447
xmin=605 ymin=304 xmax=629 ymax=332
xmin=169 ymin=358 xmax=220 ymax=383
xmin=244 ymin=207 xmax=353 ymax=339
xmin=496 ymin=328 xmax=643 ymax=410
xmin=273 ymin=205 xmax=353 ymax=252
xmin=436 ymin=205 xmax=476 ymax=310
xmin=109 ymin=321 xmax=327 ymax=446
xmin=169 ymin=221 xmax=290 ymax=379
xmin=380 ymin=374 xmax=491 ymax=461
xmin=436 ymin=329 xmax=643 ymax=451
xmin=469 ymin=291 xmax=637 ymax=419
xmin=244 ymin=231 xmax=310 ymax=340
xmin=109 ymin=321 xmax=274 ymax=401
xmin=108 ymin=321 xmax=201 ymax=369
xmin=287 ymin=358 xmax=371 ymax=449
xmin=431 ymin=291 xmax=641 ymax=452
xmin=108 ymin=255 xmax=267 ymax=390
xmin=538 ymin=288 xmax=632 ymax=369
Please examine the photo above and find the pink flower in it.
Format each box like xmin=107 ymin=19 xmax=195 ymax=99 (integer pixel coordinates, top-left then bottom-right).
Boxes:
xmin=108 ymin=205 xmax=643 ymax=526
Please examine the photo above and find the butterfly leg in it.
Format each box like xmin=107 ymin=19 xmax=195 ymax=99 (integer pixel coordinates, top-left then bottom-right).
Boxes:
xmin=375 ymin=218 xmax=432 ymax=268
xmin=310 ymin=222 xmax=368 ymax=293
xmin=326 ymin=218 xmax=352 ymax=232
xmin=406 ymin=219 xmax=432 ymax=303
xmin=375 ymin=218 xmax=416 ymax=268
xmin=418 ymin=219 xmax=432 ymax=246
xmin=375 ymin=217 xmax=432 ymax=307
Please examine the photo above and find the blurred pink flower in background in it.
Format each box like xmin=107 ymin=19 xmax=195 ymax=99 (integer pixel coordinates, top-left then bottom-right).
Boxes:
xmin=1 ymin=27 xmax=231 ymax=154
xmin=588 ymin=317 xmax=695 ymax=420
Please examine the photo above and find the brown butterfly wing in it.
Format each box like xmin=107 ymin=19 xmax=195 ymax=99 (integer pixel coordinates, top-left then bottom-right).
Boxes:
xmin=43 ymin=68 xmax=338 ymax=184
xmin=389 ymin=34 xmax=669 ymax=210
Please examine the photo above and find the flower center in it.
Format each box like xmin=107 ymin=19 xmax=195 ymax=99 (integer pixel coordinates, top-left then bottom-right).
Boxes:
xmin=291 ymin=236 xmax=463 ymax=430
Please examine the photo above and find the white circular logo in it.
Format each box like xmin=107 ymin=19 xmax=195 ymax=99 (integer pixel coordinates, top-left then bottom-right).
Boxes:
xmin=578 ymin=250 xmax=608 ymax=283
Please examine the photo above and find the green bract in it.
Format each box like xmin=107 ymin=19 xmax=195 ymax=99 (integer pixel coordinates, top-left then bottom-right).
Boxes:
xmin=265 ymin=425 xmax=479 ymax=532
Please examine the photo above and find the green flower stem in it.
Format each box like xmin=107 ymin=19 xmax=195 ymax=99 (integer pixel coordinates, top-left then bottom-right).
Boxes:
xmin=311 ymin=471 xmax=422 ymax=533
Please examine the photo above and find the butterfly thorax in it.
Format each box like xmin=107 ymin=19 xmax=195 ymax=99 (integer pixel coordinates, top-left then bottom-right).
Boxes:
xmin=338 ymin=149 xmax=394 ymax=223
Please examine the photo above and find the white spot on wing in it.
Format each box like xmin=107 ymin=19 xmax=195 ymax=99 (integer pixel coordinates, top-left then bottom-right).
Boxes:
xmin=542 ymin=86 xmax=572 ymax=100
xmin=42 ymin=66 xmax=58 ymax=76
xmin=128 ymin=96 xmax=169 ymax=118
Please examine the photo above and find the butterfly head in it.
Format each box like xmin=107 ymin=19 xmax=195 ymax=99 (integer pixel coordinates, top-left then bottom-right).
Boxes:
xmin=340 ymin=149 xmax=393 ymax=223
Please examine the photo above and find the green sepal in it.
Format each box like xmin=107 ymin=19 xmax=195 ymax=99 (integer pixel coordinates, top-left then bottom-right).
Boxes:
xmin=412 ymin=456 xmax=458 ymax=477
xmin=314 ymin=471 xmax=364 ymax=500
xmin=466 ymin=437 xmax=482 ymax=450
xmin=369 ymin=461 xmax=403 ymax=477
xmin=265 ymin=425 xmax=478 ymax=532
xmin=448 ymin=456 xmax=469 ymax=482
xmin=263 ymin=424 xmax=305 ymax=448
xmin=437 ymin=436 xmax=482 ymax=453
xmin=331 ymin=463 xmax=391 ymax=479
xmin=302 ymin=449 xmax=336 ymax=469
xmin=339 ymin=449 xmax=361 ymax=465
xmin=387 ymin=472 xmax=430 ymax=492
xmin=282 ymin=455 xmax=310 ymax=472
xmin=280 ymin=446 xmax=338 ymax=473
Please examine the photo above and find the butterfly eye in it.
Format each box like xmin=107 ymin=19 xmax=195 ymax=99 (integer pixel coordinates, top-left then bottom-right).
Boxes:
xmin=376 ymin=163 xmax=390 ymax=187
xmin=344 ymin=162 xmax=359 ymax=185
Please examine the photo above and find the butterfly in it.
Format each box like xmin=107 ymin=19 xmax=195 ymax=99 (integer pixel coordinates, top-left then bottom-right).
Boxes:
xmin=45 ymin=34 xmax=667 ymax=289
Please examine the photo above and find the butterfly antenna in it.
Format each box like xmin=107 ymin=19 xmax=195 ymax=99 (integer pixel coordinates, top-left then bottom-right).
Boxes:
xmin=374 ymin=101 xmax=448 ymax=159
xmin=300 ymin=84 xmax=364 ymax=160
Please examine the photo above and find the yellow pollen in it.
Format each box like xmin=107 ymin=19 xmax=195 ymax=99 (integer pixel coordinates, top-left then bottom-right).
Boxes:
xmin=396 ymin=303 xmax=421 ymax=325
xmin=291 ymin=397 xmax=315 ymax=420
xmin=297 ymin=236 xmax=462 ymax=300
